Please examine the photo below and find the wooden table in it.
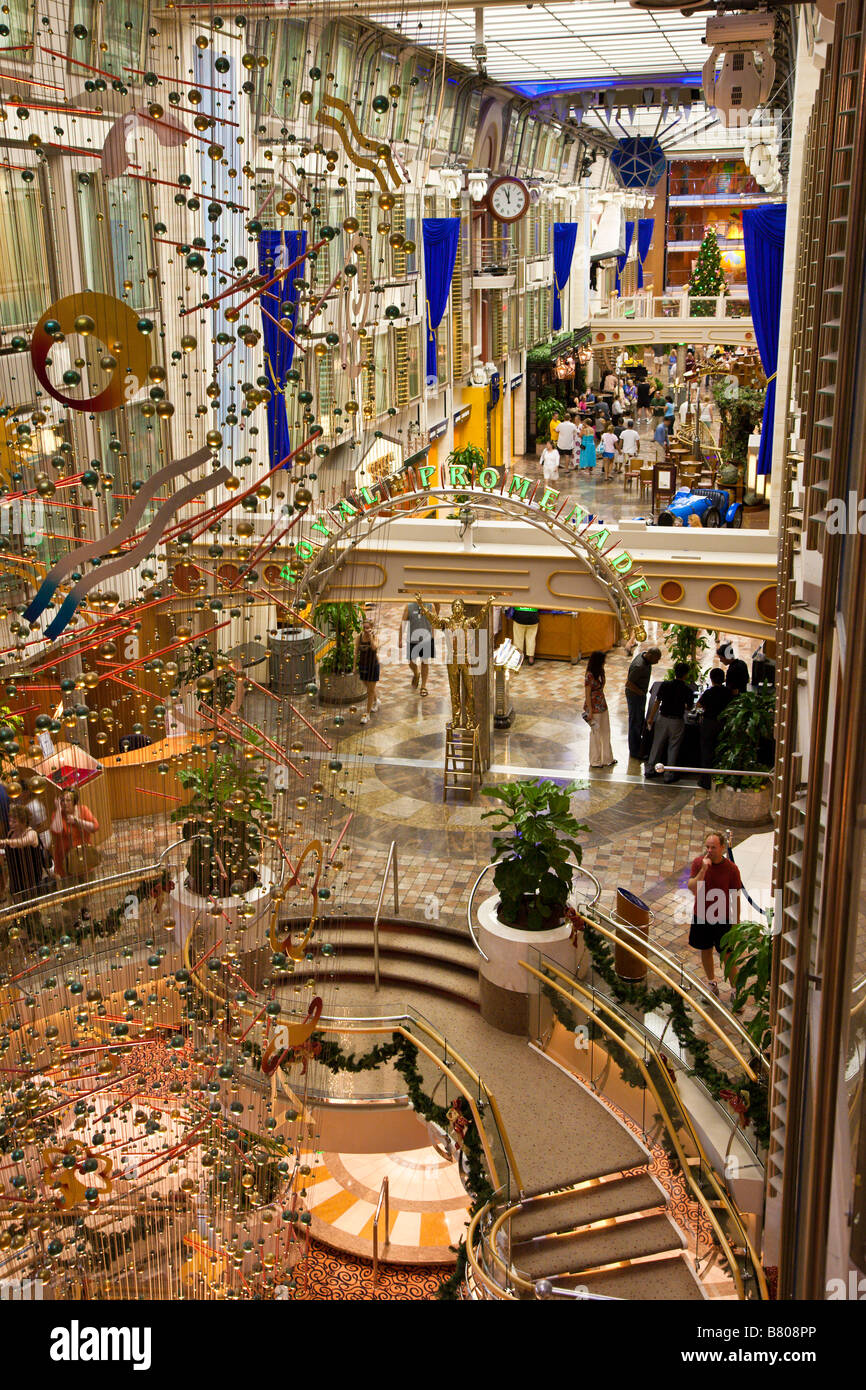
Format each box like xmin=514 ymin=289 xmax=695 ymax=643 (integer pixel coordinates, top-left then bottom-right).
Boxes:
xmin=101 ymin=734 xmax=208 ymax=821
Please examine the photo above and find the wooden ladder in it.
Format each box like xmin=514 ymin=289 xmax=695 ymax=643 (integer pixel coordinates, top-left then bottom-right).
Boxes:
xmin=443 ymin=724 xmax=481 ymax=801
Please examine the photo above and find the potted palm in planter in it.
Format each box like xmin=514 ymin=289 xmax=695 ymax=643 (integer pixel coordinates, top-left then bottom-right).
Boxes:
xmin=167 ymin=750 xmax=275 ymax=948
xmin=476 ymin=779 xmax=589 ymax=1033
xmin=707 ymin=686 xmax=775 ymax=824
xmin=314 ymin=601 xmax=366 ymax=705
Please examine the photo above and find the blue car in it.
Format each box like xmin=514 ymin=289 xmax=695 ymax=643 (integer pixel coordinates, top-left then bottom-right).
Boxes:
xmin=657 ymin=486 xmax=743 ymax=529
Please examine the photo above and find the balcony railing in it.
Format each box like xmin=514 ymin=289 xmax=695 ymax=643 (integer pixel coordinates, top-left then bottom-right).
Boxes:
xmin=592 ymin=292 xmax=751 ymax=321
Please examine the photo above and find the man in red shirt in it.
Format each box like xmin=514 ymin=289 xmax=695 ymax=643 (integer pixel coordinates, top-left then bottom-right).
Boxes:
xmin=687 ymin=831 xmax=742 ymax=995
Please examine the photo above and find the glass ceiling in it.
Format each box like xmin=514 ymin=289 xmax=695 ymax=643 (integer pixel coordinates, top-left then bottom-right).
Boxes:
xmin=368 ymin=1 xmax=711 ymax=85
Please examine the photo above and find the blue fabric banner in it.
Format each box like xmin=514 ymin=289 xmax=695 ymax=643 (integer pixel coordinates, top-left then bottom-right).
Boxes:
xmin=743 ymin=204 xmax=787 ymax=477
xmin=615 ymin=220 xmax=635 ymax=296
xmin=636 ymin=217 xmax=654 ymax=290
xmin=258 ymin=228 xmax=307 ymax=469
xmin=552 ymin=221 xmax=578 ymax=331
xmin=422 ymin=217 xmax=461 ymax=384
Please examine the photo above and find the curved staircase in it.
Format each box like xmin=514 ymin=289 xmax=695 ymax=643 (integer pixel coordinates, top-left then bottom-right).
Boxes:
xmin=502 ymin=1167 xmax=704 ymax=1299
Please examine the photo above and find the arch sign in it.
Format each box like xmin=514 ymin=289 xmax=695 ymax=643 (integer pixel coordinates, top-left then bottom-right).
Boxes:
xmin=282 ymin=461 xmax=653 ymax=640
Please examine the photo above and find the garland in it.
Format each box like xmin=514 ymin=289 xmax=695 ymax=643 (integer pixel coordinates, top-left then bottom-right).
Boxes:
xmin=251 ymin=1032 xmax=496 ymax=1299
xmin=557 ymin=919 xmax=769 ymax=1147
xmin=24 ymin=871 xmax=172 ymax=947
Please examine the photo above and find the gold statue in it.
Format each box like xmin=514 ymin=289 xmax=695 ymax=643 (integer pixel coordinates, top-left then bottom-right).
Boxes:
xmin=414 ymin=593 xmax=495 ymax=729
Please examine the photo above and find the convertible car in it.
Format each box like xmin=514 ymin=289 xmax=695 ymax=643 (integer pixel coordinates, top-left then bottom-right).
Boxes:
xmin=657 ymin=486 xmax=743 ymax=528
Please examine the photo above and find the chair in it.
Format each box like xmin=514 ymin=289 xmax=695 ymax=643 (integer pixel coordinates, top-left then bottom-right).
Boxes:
xmin=623 ymin=456 xmax=642 ymax=491
xmin=639 ymin=466 xmax=654 ymax=500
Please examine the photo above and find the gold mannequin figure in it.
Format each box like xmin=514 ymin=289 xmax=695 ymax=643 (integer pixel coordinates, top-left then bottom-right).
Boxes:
xmin=414 ymin=593 xmax=495 ymax=728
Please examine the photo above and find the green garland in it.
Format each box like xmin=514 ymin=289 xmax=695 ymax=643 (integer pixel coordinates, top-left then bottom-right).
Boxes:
xmin=561 ymin=923 xmax=769 ymax=1147
xmin=253 ymin=1032 xmax=497 ymax=1299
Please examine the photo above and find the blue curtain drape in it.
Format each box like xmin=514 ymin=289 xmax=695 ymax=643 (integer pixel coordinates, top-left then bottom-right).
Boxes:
xmin=743 ymin=204 xmax=787 ymax=476
xmin=636 ymin=217 xmax=654 ymax=290
xmin=422 ymin=217 xmax=461 ymax=384
xmin=552 ymin=221 xmax=578 ymax=331
xmin=258 ymin=228 xmax=307 ymax=469
xmin=615 ymin=220 xmax=634 ymax=295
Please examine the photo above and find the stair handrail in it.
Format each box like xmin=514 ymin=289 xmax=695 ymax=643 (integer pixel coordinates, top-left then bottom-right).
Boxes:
xmin=519 ymin=960 xmax=769 ymax=1301
xmin=466 ymin=859 xmax=601 ymax=963
xmin=579 ymin=904 xmax=769 ymax=1079
xmin=373 ymin=840 xmax=399 ymax=990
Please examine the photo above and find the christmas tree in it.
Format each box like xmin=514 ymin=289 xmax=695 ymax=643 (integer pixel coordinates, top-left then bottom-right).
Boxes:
xmin=688 ymin=228 xmax=728 ymax=317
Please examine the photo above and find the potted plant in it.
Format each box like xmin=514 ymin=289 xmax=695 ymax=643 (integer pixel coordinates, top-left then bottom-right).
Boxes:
xmin=720 ymin=917 xmax=772 ymax=1056
xmin=660 ymin=622 xmax=711 ymax=688
xmin=165 ymin=637 xmax=241 ymax=737
xmin=474 ymin=779 xmax=589 ymax=1033
xmin=313 ymin=601 xmax=366 ymax=705
xmin=708 ymin=686 xmax=775 ymax=824
xmin=533 ymin=395 xmax=561 ymax=454
xmin=168 ymin=749 xmax=275 ymax=946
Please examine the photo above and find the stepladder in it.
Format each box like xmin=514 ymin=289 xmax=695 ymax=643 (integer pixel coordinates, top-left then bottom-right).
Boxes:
xmin=443 ymin=723 xmax=482 ymax=801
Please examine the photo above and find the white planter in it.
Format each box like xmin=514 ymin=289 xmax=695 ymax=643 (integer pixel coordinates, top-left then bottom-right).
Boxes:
xmin=170 ymin=863 xmax=274 ymax=952
xmin=476 ymin=894 xmax=577 ymax=1033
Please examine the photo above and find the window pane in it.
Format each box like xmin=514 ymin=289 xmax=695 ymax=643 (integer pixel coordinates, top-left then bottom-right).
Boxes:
xmin=0 ymin=182 xmax=49 ymax=327
xmin=2 ymin=0 xmax=34 ymax=45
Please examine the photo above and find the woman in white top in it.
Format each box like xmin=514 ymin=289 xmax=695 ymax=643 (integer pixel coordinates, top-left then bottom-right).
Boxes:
xmin=540 ymin=441 xmax=561 ymax=482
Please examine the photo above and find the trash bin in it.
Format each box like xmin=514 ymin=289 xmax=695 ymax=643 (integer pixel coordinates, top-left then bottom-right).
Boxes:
xmin=614 ymin=887 xmax=652 ymax=982
xmin=268 ymin=630 xmax=315 ymax=695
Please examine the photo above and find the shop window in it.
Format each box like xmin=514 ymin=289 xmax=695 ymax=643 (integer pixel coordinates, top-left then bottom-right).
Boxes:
xmin=257 ymin=18 xmax=307 ymax=122
xmin=460 ymin=91 xmax=482 ymax=160
xmin=2 ymin=0 xmax=33 ymax=47
xmin=0 ymin=179 xmax=50 ymax=328
xmin=102 ymin=0 xmax=148 ymax=74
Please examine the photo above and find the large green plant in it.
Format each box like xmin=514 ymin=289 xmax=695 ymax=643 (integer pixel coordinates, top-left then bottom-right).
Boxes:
xmin=715 ymin=686 xmax=775 ymax=789
xmin=445 ymin=442 xmax=486 ymax=475
xmin=313 ymin=601 xmax=364 ymax=677
xmin=172 ymin=750 xmax=272 ymax=897
xmin=534 ymin=395 xmax=561 ymax=443
xmin=481 ymin=779 xmax=589 ymax=930
xmin=173 ymin=637 xmax=237 ymax=713
xmin=721 ymin=918 xmax=772 ymax=1053
xmin=661 ymin=622 xmax=710 ymax=686
xmin=712 ymin=379 xmax=767 ymax=473
xmin=0 ymin=705 xmax=25 ymax=770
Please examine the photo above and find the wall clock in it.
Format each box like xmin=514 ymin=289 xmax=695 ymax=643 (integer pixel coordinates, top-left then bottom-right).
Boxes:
xmin=487 ymin=176 xmax=530 ymax=223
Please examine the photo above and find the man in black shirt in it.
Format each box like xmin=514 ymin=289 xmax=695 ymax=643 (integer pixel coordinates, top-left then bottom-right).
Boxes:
xmin=697 ymin=668 xmax=734 ymax=789
xmin=716 ymin=642 xmax=749 ymax=694
xmin=645 ymin=661 xmax=694 ymax=782
xmin=624 ymin=645 xmax=662 ymax=759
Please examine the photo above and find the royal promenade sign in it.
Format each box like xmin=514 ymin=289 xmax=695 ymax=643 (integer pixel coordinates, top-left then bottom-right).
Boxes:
xmin=281 ymin=462 xmax=652 ymax=638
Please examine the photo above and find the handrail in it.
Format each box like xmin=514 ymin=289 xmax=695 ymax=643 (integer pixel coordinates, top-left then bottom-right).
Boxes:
xmin=373 ymin=840 xmax=399 ymax=991
xmin=583 ymin=902 xmax=770 ymax=1077
xmin=372 ymin=1176 xmax=389 ymax=1283
xmin=519 ymin=961 xmax=768 ymax=1301
xmin=0 ymin=834 xmax=196 ymax=928
xmin=653 ymin=762 xmax=774 ymax=780
xmin=466 ymin=860 xmax=602 ymax=963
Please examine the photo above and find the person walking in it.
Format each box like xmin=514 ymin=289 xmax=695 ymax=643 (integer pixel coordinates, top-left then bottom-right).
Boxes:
xmin=716 ymin=641 xmax=749 ymax=693
xmin=402 ymin=599 xmax=436 ymax=698
xmin=50 ymin=789 xmax=99 ymax=879
xmin=540 ymin=439 xmax=561 ymax=482
xmin=612 ymin=435 xmax=626 ymax=475
xmin=697 ymin=668 xmax=734 ymax=788
xmin=510 ymin=607 xmax=540 ymax=665
xmin=578 ymin=420 xmax=597 ymax=473
xmin=357 ymin=619 xmax=381 ymax=724
xmin=644 ymin=661 xmax=694 ymax=781
xmin=555 ymin=414 xmax=579 ymax=472
xmin=664 ymin=394 xmax=676 ymax=436
xmin=652 ymin=417 xmax=668 ymax=462
xmin=624 ymin=645 xmax=662 ymax=759
xmin=620 ymin=418 xmax=640 ymax=463
xmin=599 ymin=426 xmax=617 ymax=479
xmin=687 ymin=830 xmax=741 ymax=995
xmin=584 ymin=650 xmax=616 ymax=768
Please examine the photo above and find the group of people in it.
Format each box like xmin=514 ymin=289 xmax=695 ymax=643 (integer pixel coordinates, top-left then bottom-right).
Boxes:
xmin=626 ymin=640 xmax=749 ymax=782
xmin=0 ymin=786 xmax=99 ymax=902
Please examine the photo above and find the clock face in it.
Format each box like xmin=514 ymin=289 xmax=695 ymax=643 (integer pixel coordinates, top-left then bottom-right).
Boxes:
xmin=488 ymin=177 xmax=529 ymax=223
